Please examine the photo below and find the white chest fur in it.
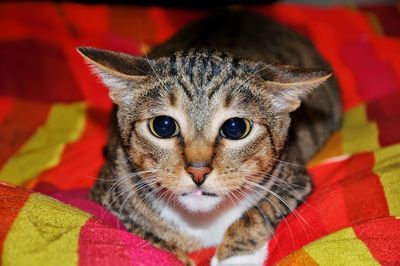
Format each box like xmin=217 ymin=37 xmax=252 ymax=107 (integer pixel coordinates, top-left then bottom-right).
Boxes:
xmin=154 ymin=195 xmax=255 ymax=247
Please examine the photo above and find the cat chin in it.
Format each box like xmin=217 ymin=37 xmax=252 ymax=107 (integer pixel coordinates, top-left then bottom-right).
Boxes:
xmin=178 ymin=194 xmax=222 ymax=213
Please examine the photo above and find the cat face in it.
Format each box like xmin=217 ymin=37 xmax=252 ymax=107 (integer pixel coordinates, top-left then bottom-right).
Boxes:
xmin=79 ymin=47 xmax=329 ymax=213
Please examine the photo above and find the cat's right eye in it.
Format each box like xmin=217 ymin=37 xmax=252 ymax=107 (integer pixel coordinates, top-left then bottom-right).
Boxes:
xmin=148 ymin=116 xmax=180 ymax=139
xmin=220 ymin=117 xmax=252 ymax=140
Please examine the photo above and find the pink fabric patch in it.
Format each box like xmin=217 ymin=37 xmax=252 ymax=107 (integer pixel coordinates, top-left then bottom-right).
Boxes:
xmin=367 ymin=92 xmax=400 ymax=146
xmin=341 ymin=39 xmax=398 ymax=101
xmin=79 ymin=218 xmax=183 ymax=266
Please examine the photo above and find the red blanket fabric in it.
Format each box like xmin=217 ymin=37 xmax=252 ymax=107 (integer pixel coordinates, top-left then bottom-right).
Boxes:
xmin=0 ymin=3 xmax=400 ymax=265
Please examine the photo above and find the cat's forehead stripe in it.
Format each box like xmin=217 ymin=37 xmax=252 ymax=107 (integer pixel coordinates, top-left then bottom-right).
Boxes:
xmin=177 ymin=79 xmax=193 ymax=101
xmin=168 ymin=54 xmax=177 ymax=75
xmin=174 ymin=49 xmax=235 ymax=94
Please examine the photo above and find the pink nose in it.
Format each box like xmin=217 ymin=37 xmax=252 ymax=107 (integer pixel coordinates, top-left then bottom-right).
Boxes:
xmin=187 ymin=166 xmax=212 ymax=186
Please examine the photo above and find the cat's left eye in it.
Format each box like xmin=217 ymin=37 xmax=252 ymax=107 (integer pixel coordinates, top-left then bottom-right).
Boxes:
xmin=148 ymin=116 xmax=180 ymax=138
xmin=220 ymin=117 xmax=252 ymax=140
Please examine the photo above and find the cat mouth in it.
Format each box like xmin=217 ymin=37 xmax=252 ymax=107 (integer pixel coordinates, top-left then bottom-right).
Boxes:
xmin=178 ymin=188 xmax=221 ymax=213
xmin=181 ymin=188 xmax=218 ymax=197
xmin=200 ymin=191 xmax=218 ymax=197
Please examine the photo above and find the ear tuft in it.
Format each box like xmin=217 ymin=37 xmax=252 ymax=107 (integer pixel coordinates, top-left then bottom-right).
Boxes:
xmin=77 ymin=47 xmax=150 ymax=77
xmin=77 ymin=47 xmax=150 ymax=105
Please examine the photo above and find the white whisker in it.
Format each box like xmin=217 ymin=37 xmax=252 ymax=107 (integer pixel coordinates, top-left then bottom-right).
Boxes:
xmin=240 ymin=178 xmax=312 ymax=242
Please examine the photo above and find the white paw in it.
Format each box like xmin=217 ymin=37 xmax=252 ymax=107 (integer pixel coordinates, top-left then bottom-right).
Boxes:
xmin=210 ymin=242 xmax=268 ymax=266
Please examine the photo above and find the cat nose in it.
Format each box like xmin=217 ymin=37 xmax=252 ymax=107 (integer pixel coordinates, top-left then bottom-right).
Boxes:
xmin=186 ymin=164 xmax=212 ymax=186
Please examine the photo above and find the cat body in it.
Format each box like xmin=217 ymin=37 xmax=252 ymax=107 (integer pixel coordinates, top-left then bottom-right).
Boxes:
xmin=79 ymin=10 xmax=341 ymax=266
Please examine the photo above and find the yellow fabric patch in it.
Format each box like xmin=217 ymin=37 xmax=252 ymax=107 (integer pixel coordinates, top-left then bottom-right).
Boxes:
xmin=374 ymin=144 xmax=400 ymax=217
xmin=304 ymin=227 xmax=379 ymax=266
xmin=0 ymin=103 xmax=86 ymax=185
xmin=2 ymin=193 xmax=90 ymax=266
xmin=342 ymin=104 xmax=380 ymax=154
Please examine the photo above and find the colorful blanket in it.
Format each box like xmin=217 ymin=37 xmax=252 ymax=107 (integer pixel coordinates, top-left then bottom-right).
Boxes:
xmin=1 ymin=3 xmax=400 ymax=266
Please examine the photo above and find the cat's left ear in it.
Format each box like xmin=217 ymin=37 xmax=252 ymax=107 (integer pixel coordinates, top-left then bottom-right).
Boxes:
xmin=262 ymin=65 xmax=332 ymax=113
xmin=77 ymin=47 xmax=150 ymax=105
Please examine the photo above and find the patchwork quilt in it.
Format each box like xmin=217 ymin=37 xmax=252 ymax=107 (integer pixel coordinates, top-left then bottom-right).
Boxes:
xmin=0 ymin=3 xmax=400 ymax=266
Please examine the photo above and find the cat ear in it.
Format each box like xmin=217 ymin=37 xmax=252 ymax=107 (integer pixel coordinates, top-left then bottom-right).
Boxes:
xmin=77 ymin=47 xmax=150 ymax=105
xmin=262 ymin=65 xmax=332 ymax=113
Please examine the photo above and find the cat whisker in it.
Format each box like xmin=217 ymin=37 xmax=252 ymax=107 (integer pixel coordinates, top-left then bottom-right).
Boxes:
xmin=225 ymin=192 xmax=238 ymax=212
xmin=100 ymin=170 xmax=158 ymax=220
xmin=267 ymin=190 xmax=312 ymax=242
xmin=270 ymin=158 xmax=304 ymax=168
xmin=233 ymin=188 xmax=281 ymax=250
xmin=83 ymin=175 xmax=114 ymax=182
xmin=106 ymin=170 xmax=158 ymax=195
xmin=123 ymin=183 xmax=165 ymax=235
xmin=266 ymin=173 xmax=307 ymax=190
xmin=126 ymin=184 xmax=166 ymax=237
xmin=163 ymin=190 xmax=178 ymax=213
xmin=238 ymin=169 xmax=308 ymax=203
xmin=238 ymin=169 xmax=306 ymax=189
xmin=233 ymin=169 xmax=316 ymax=240
xmin=102 ymin=178 xmax=156 ymax=221
xmin=228 ymin=190 xmax=255 ymax=227
xmin=239 ymin=178 xmax=312 ymax=241
xmin=100 ymin=178 xmax=136 ymax=219
xmin=117 ymin=190 xmax=135 ymax=230
xmin=268 ymin=178 xmax=317 ymax=217
xmin=103 ymin=169 xmax=157 ymax=195
xmin=236 ymin=182 xmax=296 ymax=250
xmin=155 ymin=187 xmax=185 ymax=217
xmin=268 ymin=180 xmax=316 ymax=216
xmin=241 ymin=178 xmax=309 ymax=223
xmin=248 ymin=170 xmax=317 ymax=219
xmin=142 ymin=187 xmax=163 ymax=208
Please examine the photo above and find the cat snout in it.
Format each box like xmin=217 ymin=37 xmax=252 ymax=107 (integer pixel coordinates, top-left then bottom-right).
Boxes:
xmin=186 ymin=164 xmax=212 ymax=186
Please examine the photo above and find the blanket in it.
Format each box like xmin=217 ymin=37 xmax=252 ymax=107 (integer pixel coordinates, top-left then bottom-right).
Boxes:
xmin=0 ymin=3 xmax=400 ymax=265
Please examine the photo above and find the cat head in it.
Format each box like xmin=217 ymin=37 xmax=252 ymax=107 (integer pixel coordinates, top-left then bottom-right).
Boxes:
xmin=78 ymin=47 xmax=330 ymax=213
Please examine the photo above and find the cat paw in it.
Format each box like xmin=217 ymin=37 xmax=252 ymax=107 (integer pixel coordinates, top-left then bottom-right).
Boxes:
xmin=210 ymin=243 xmax=268 ymax=266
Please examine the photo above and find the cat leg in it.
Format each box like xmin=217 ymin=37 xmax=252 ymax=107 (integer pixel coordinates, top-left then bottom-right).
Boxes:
xmin=173 ymin=248 xmax=196 ymax=266
xmin=211 ymin=207 xmax=273 ymax=266
xmin=211 ymin=242 xmax=269 ymax=266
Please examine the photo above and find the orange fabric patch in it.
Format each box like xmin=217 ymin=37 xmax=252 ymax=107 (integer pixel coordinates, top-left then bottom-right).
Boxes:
xmin=276 ymin=249 xmax=318 ymax=266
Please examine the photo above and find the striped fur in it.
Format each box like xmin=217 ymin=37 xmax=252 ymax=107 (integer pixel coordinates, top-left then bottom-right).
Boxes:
xmin=80 ymin=10 xmax=341 ymax=265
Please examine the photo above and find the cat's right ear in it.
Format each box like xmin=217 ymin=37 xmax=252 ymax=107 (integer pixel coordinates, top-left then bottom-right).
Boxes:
xmin=77 ymin=47 xmax=150 ymax=105
xmin=261 ymin=65 xmax=332 ymax=113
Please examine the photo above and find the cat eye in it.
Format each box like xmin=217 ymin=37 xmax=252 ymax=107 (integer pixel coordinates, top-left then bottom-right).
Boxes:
xmin=148 ymin=116 xmax=180 ymax=138
xmin=220 ymin=117 xmax=252 ymax=140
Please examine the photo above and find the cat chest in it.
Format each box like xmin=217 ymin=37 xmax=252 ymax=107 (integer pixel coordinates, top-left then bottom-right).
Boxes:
xmin=155 ymin=199 xmax=252 ymax=247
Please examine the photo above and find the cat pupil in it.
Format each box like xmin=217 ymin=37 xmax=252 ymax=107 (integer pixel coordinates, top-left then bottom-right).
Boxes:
xmin=151 ymin=116 xmax=177 ymax=138
xmin=221 ymin=117 xmax=250 ymax=140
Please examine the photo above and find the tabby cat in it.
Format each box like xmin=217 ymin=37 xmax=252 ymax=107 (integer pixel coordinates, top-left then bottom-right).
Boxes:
xmin=78 ymin=10 xmax=341 ymax=266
